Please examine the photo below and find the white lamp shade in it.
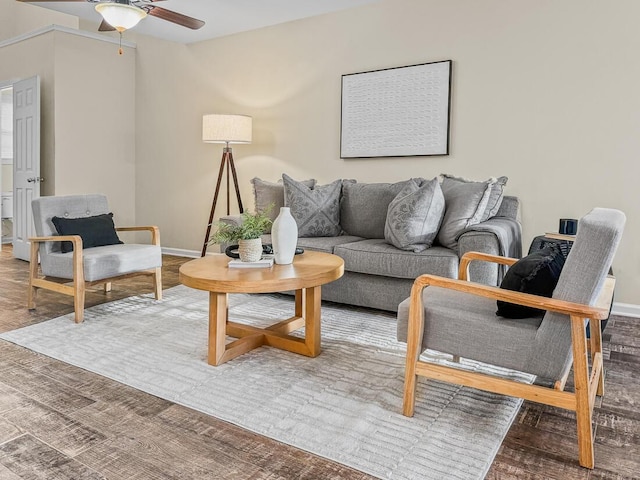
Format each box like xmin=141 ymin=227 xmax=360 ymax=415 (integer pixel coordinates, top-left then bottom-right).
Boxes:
xmin=202 ymin=114 xmax=252 ymax=144
xmin=95 ymin=2 xmax=147 ymax=32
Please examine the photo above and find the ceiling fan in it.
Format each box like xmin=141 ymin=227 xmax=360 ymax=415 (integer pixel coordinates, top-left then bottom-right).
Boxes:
xmin=18 ymin=0 xmax=206 ymax=32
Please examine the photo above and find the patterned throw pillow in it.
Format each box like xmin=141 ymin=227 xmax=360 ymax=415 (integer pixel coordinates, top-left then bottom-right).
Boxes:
xmin=282 ymin=174 xmax=343 ymax=237
xmin=251 ymin=177 xmax=316 ymax=221
xmin=384 ymin=178 xmax=445 ymax=252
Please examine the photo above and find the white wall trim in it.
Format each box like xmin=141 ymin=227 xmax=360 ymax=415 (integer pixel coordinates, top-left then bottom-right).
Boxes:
xmin=611 ymin=302 xmax=640 ymax=319
xmin=162 ymin=247 xmax=219 ymax=258
xmin=161 ymin=247 xmax=200 ymax=258
xmin=0 ymin=24 xmax=136 ymax=49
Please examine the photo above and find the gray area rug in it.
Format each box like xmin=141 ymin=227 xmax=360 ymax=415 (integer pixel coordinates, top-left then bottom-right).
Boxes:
xmin=0 ymin=285 xmax=532 ymax=479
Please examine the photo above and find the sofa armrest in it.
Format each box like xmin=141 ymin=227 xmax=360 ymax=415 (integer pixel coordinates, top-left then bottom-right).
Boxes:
xmin=457 ymin=216 xmax=522 ymax=286
xmin=495 ymin=195 xmax=520 ymax=221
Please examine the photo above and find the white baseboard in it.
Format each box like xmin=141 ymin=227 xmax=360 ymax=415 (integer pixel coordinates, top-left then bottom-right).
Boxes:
xmin=160 ymin=246 xmax=640 ymax=318
xmin=161 ymin=247 xmax=219 ymax=258
xmin=611 ymin=302 xmax=640 ymax=318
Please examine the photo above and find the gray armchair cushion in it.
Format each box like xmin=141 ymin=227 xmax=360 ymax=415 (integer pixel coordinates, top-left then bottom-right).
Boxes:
xmin=384 ymin=178 xmax=445 ymax=252
xmin=32 ymin=195 xmax=162 ymax=283
xmin=41 ymin=244 xmax=162 ymax=282
xmin=32 ymin=195 xmax=111 ymax=254
xmin=397 ymin=207 xmax=625 ymax=382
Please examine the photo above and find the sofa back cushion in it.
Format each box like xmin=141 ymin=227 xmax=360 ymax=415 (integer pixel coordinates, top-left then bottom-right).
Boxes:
xmin=340 ymin=180 xmax=415 ymax=239
xmin=251 ymin=177 xmax=316 ymax=221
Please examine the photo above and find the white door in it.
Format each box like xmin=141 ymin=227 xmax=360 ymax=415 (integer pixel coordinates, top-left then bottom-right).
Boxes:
xmin=12 ymin=76 xmax=41 ymax=261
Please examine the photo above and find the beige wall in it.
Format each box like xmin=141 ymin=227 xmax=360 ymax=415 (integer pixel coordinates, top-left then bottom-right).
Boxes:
xmin=52 ymin=31 xmax=137 ymax=226
xmin=135 ymin=0 xmax=640 ymax=304
xmin=0 ymin=22 xmax=137 ymax=227
xmin=1 ymin=165 xmax=11 ymax=192
xmin=0 ymin=0 xmax=77 ymax=42
xmin=0 ymin=31 xmax=56 ymax=196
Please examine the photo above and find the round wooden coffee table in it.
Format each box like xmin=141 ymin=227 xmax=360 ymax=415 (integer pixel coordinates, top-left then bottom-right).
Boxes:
xmin=179 ymin=250 xmax=344 ymax=366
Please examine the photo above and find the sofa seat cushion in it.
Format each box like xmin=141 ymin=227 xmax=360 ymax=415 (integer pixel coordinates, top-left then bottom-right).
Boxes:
xmin=334 ymin=239 xmax=459 ymax=280
xmin=41 ymin=244 xmax=162 ymax=282
xmin=294 ymin=235 xmax=365 ymax=254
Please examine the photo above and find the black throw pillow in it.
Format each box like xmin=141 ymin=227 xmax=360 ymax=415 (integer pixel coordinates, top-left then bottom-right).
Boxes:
xmin=496 ymin=244 xmax=566 ymax=318
xmin=52 ymin=213 xmax=123 ymax=253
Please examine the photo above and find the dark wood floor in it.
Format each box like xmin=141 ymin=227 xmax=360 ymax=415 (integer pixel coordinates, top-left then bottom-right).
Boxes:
xmin=0 ymin=245 xmax=638 ymax=479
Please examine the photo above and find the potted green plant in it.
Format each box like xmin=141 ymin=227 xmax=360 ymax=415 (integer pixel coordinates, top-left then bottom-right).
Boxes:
xmin=209 ymin=209 xmax=273 ymax=262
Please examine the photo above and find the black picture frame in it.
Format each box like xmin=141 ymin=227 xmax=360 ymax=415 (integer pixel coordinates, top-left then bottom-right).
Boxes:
xmin=340 ymin=60 xmax=452 ymax=159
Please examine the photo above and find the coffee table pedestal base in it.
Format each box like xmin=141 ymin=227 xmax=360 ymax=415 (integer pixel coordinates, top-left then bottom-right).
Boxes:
xmin=208 ymin=287 xmax=322 ymax=366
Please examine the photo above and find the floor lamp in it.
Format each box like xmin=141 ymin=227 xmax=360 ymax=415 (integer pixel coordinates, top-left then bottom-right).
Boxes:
xmin=201 ymin=114 xmax=252 ymax=257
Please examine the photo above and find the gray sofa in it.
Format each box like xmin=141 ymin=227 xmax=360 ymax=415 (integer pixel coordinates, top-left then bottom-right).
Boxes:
xmin=221 ymin=177 xmax=522 ymax=312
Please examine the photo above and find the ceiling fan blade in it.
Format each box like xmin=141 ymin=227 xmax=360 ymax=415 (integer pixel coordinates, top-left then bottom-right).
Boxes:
xmin=146 ymin=6 xmax=205 ymax=30
xmin=98 ymin=19 xmax=116 ymax=32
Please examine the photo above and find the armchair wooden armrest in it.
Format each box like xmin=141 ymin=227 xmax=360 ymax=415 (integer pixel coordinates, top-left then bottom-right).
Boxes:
xmin=27 ymin=235 xmax=85 ymax=319
xmin=116 ymin=226 xmax=160 ymax=246
xmin=458 ymin=251 xmax=519 ymax=281
xmin=412 ymin=274 xmax=613 ymax=320
xmin=29 ymin=234 xmax=83 ymax=248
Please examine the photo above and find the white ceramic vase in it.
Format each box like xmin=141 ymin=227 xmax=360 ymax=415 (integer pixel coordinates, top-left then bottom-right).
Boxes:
xmin=271 ymin=207 xmax=298 ymax=265
xmin=238 ymin=237 xmax=263 ymax=262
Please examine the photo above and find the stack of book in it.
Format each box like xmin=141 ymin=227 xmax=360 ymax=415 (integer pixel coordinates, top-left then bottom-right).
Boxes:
xmin=228 ymin=257 xmax=274 ymax=268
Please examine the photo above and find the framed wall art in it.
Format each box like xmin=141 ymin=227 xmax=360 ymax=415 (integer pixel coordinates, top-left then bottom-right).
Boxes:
xmin=340 ymin=60 xmax=452 ymax=158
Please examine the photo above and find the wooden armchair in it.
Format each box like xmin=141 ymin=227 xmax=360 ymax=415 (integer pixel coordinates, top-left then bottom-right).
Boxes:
xmin=398 ymin=208 xmax=624 ymax=469
xmin=28 ymin=195 xmax=162 ymax=323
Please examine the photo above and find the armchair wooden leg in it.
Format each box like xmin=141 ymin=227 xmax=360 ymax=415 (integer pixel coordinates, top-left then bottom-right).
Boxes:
xmin=28 ymin=241 xmax=39 ymax=310
xmin=72 ymin=247 xmax=85 ymax=324
xmin=73 ymin=283 xmax=85 ymax=324
xmin=104 ymin=282 xmax=112 ymax=293
xmin=403 ymin=285 xmax=426 ymax=417
xmin=590 ymin=318 xmax=605 ymax=396
xmin=153 ymin=267 xmax=162 ymax=300
xmin=571 ymin=315 xmax=595 ymax=469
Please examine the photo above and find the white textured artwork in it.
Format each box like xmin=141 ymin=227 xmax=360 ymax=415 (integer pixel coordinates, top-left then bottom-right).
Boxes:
xmin=340 ymin=60 xmax=451 ymax=158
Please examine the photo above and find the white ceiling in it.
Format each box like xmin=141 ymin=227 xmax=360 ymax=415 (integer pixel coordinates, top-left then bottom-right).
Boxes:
xmin=26 ymin=0 xmax=379 ymax=44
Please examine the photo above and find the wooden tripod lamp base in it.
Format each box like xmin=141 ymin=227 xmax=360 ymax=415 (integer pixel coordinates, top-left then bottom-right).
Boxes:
xmin=201 ymin=114 xmax=253 ymax=257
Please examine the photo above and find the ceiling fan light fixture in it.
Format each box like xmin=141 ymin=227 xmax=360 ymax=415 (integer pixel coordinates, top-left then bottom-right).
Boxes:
xmin=95 ymin=1 xmax=147 ymax=32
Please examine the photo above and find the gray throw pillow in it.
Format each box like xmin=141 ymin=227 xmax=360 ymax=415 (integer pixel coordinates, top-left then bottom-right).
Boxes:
xmin=384 ymin=178 xmax=445 ymax=252
xmin=440 ymin=174 xmax=508 ymax=221
xmin=282 ymin=174 xmax=342 ymax=237
xmin=437 ymin=176 xmax=496 ymax=249
xmin=251 ymin=177 xmax=316 ymax=221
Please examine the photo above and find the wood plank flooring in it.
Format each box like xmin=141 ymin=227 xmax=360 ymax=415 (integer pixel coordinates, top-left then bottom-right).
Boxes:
xmin=0 ymin=245 xmax=638 ymax=479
